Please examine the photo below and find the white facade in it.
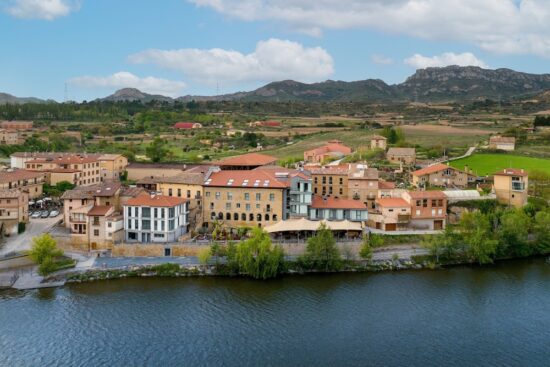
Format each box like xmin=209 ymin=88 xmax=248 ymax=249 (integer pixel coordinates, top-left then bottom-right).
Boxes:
xmin=123 ymin=202 xmax=189 ymax=243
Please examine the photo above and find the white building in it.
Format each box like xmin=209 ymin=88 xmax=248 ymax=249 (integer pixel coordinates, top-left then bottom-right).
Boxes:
xmin=123 ymin=193 xmax=189 ymax=243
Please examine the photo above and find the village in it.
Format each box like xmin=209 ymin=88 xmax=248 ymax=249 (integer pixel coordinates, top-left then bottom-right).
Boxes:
xmin=0 ymin=119 xmax=531 ymax=264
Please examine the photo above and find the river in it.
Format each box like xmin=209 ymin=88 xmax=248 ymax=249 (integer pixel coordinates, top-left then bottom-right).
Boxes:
xmin=1 ymin=259 xmax=550 ymax=366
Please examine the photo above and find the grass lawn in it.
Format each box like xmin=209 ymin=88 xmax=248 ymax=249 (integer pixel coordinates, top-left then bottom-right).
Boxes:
xmin=450 ymin=153 xmax=550 ymax=176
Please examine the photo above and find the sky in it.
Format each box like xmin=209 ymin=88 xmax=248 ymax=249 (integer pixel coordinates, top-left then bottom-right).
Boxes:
xmin=2 ymin=0 xmax=550 ymax=101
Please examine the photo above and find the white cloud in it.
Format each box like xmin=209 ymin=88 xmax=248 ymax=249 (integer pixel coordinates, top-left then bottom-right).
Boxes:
xmin=128 ymin=38 xmax=334 ymax=84
xmin=5 ymin=0 xmax=77 ymax=20
xmin=68 ymin=72 xmax=187 ymax=97
xmin=189 ymin=0 xmax=550 ymax=58
xmin=371 ymin=54 xmax=393 ymax=65
xmin=404 ymin=52 xmax=488 ymax=69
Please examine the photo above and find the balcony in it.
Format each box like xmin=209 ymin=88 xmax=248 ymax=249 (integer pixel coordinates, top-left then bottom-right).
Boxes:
xmin=511 ymin=182 xmax=525 ymax=191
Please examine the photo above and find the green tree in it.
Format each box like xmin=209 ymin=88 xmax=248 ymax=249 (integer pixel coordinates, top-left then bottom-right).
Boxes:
xmin=28 ymin=234 xmax=64 ymax=275
xmin=146 ymin=136 xmax=169 ymax=162
xmin=302 ymin=223 xmax=342 ymax=271
xmin=198 ymin=247 xmax=212 ymax=268
xmin=230 ymin=228 xmax=285 ymax=279
xmin=460 ymin=212 xmax=498 ymax=264
xmin=359 ymin=235 xmax=373 ymax=261
xmin=497 ymin=209 xmax=531 ymax=258
xmin=533 ymin=210 xmax=550 ymax=254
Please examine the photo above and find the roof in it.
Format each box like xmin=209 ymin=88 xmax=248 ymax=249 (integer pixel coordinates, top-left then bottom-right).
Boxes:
xmin=26 ymin=155 xmax=99 ymax=165
xmin=125 ymin=193 xmax=188 ymax=207
xmin=406 ymin=190 xmax=447 ymax=199
xmin=256 ymin=121 xmax=281 ymax=126
xmin=61 ymin=182 xmax=122 ymax=200
xmin=490 ymin=136 xmax=516 ymax=143
xmin=387 ymin=147 xmax=416 ymax=156
xmin=264 ymin=218 xmax=362 ymax=233
xmin=98 ymin=154 xmax=125 ymax=161
xmin=174 ymin=122 xmax=197 ymax=129
xmin=126 ymin=162 xmax=202 ymax=170
xmin=87 ymin=205 xmax=113 ymax=216
xmin=378 ymin=181 xmax=396 ymax=189
xmin=47 ymin=169 xmax=81 ymax=173
xmin=311 ymin=195 xmax=368 ymax=210
xmin=0 ymin=169 xmax=43 ymax=184
xmin=11 ymin=152 xmax=102 ymax=159
xmin=139 ymin=172 xmax=206 ymax=185
xmin=493 ymin=168 xmax=528 ymax=177
xmin=443 ymin=190 xmax=481 ymax=199
xmin=412 ymin=163 xmax=464 ymax=177
xmin=348 ymin=167 xmax=379 ymax=180
xmin=120 ymin=186 xmax=146 ymax=197
xmin=204 ymin=169 xmax=292 ymax=189
xmin=371 ymin=135 xmax=387 ymax=140
xmin=376 ymin=198 xmax=409 ymax=208
xmin=0 ymin=189 xmax=23 ymax=198
xmin=304 ymin=141 xmax=352 ymax=157
xmin=214 ymin=153 xmax=278 ymax=167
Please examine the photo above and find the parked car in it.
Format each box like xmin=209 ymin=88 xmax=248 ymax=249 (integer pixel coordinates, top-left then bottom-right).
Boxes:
xmin=40 ymin=210 xmax=50 ymax=218
xmin=49 ymin=210 xmax=60 ymax=218
xmin=31 ymin=211 xmax=41 ymax=219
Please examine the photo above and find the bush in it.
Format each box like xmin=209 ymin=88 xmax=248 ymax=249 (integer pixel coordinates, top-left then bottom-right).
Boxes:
xmin=18 ymin=222 xmax=26 ymax=234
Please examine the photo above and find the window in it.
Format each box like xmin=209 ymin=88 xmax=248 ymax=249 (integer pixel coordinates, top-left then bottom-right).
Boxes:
xmin=256 ymin=204 xmax=260 ymax=209
xmin=205 ymin=191 xmax=211 ymax=197
xmin=128 ymin=232 xmax=137 ymax=240
xmin=389 ymin=209 xmax=394 ymax=212
xmin=244 ymin=193 xmax=250 ymax=200
xmin=314 ymin=188 xmax=318 ymax=194
xmin=142 ymin=207 xmax=150 ymax=218
xmin=154 ymin=208 xmax=158 ymax=218
xmin=142 ymin=220 xmax=151 ymax=230
xmin=127 ymin=219 xmax=131 ymax=229
xmin=168 ymin=188 xmax=173 ymax=196
xmin=241 ymin=213 xmax=246 ymax=220
xmin=236 ymin=203 xmax=241 ymax=209
xmin=215 ymin=192 xmax=220 ymax=200
xmin=211 ymin=212 xmax=216 ymax=220
xmin=168 ymin=207 xmax=175 ymax=218
xmin=134 ymin=219 xmax=138 ymax=229
xmin=160 ymin=221 xmax=165 ymax=231
xmin=255 ymin=193 xmax=261 ymax=201
xmin=246 ymin=204 xmax=251 ymax=211
xmin=269 ymin=193 xmax=275 ymax=201
xmin=227 ymin=192 xmax=233 ymax=200
xmin=266 ymin=204 xmax=271 ymax=212
xmin=339 ymin=177 xmax=343 ymax=185
xmin=314 ymin=177 xmax=318 ymax=184
xmin=339 ymin=188 xmax=343 ymax=195
xmin=226 ymin=203 xmax=232 ymax=210
xmin=431 ymin=209 xmax=436 ymax=216
xmin=416 ymin=209 xmax=420 ymax=216
xmin=234 ymin=213 xmax=238 ymax=220
xmin=169 ymin=220 xmax=175 ymax=230
xmin=177 ymin=189 xmax=181 ymax=197
xmin=94 ymin=229 xmax=99 ymax=236
xmin=265 ymin=214 xmax=270 ymax=221
xmin=210 ymin=202 xmax=214 ymax=209
xmin=422 ymin=199 xmax=428 ymax=208
xmin=249 ymin=213 xmax=254 ymax=221
xmin=431 ymin=199 xmax=437 ymax=207
xmin=187 ymin=190 xmax=191 ymax=198
xmin=154 ymin=233 xmax=164 ymax=238
xmin=107 ymin=222 xmax=112 ymax=228
xmin=273 ymin=214 xmax=278 ymax=221
xmin=256 ymin=214 xmax=262 ymax=221
xmin=416 ymin=200 xmax=421 ymax=207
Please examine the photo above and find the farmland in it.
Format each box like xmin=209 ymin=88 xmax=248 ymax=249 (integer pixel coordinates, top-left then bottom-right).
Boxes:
xmin=450 ymin=153 xmax=550 ymax=176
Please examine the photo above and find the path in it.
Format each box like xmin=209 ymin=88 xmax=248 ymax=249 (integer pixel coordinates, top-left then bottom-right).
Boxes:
xmin=0 ymin=217 xmax=60 ymax=256
xmin=447 ymin=146 xmax=476 ymax=162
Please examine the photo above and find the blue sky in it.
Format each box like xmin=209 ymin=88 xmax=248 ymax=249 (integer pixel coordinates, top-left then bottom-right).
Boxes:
xmin=2 ymin=0 xmax=550 ymax=101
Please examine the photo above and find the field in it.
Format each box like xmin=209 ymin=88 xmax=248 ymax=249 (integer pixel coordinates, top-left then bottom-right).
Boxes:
xmin=450 ymin=153 xmax=550 ymax=176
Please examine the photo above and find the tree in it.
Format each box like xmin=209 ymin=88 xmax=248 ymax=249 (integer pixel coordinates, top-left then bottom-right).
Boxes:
xmin=359 ymin=235 xmax=373 ymax=261
xmin=146 ymin=136 xmax=169 ymax=162
xmin=497 ymin=209 xmax=531 ymax=258
xmin=229 ymin=228 xmax=285 ymax=279
xmin=460 ymin=212 xmax=498 ymax=264
xmin=198 ymin=247 xmax=212 ymax=268
xmin=302 ymin=223 xmax=342 ymax=271
xmin=28 ymin=234 xmax=63 ymax=275
xmin=421 ymin=233 xmax=445 ymax=263
xmin=533 ymin=210 xmax=550 ymax=254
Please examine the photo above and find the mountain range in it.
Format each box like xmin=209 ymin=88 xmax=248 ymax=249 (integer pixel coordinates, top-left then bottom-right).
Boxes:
xmin=4 ymin=66 xmax=550 ymax=104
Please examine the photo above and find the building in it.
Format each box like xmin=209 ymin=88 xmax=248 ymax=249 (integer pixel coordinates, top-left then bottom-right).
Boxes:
xmin=173 ymin=122 xmax=203 ymax=130
xmin=411 ymin=163 xmax=476 ymax=188
xmin=402 ymin=191 xmax=447 ymax=230
xmin=24 ymin=154 xmax=101 ymax=186
xmin=304 ymin=140 xmax=352 ymax=163
xmin=98 ymin=154 xmax=128 ymax=182
xmin=0 ymin=129 xmax=19 ymax=145
xmin=0 ymin=120 xmax=33 ymax=130
xmin=68 ymin=204 xmax=124 ymax=251
xmin=249 ymin=120 xmax=281 ymax=127
xmin=493 ymin=168 xmax=528 ymax=208
xmin=311 ymin=166 xmax=349 ymax=199
xmin=370 ymin=135 xmax=387 ymax=150
xmin=386 ymin=147 xmax=416 ymax=165
xmin=347 ymin=166 xmax=379 ymax=210
xmin=489 ymin=136 xmax=516 ymax=151
xmin=0 ymin=169 xmax=45 ymax=199
xmin=202 ymin=169 xmax=293 ymax=229
xmin=123 ymin=193 xmax=190 ymax=243
xmin=288 ymin=171 xmax=313 ymax=218
xmin=369 ymin=198 xmax=411 ymax=231
xmin=214 ymin=153 xmax=278 ymax=170
xmin=309 ymin=196 xmax=368 ymax=222
xmin=0 ymin=189 xmax=28 ymax=236
xmin=126 ymin=163 xmax=208 ymax=181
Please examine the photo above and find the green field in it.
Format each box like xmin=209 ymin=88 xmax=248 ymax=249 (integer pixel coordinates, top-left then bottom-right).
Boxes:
xmin=450 ymin=153 xmax=550 ymax=176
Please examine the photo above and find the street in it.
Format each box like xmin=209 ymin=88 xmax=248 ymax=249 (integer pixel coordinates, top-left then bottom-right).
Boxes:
xmin=0 ymin=216 xmax=60 ymax=256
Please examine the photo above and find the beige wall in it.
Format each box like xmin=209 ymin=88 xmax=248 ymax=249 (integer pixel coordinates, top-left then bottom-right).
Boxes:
xmin=312 ymin=173 xmax=348 ymax=198
xmin=388 ymin=154 xmax=416 ymax=165
xmin=0 ymin=130 xmax=18 ymax=145
xmin=494 ymin=175 xmax=528 ymax=208
xmin=127 ymin=167 xmax=185 ymax=181
xmin=203 ymin=186 xmax=285 ymax=229
xmin=100 ymin=156 xmax=128 ymax=181
xmin=413 ymin=169 xmax=472 ymax=188
xmin=371 ymin=139 xmax=387 ymax=150
xmin=0 ymin=177 xmax=43 ymax=199
xmin=348 ymin=178 xmax=378 ymax=209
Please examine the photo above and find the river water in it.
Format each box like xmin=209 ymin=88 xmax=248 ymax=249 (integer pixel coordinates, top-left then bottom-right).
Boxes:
xmin=1 ymin=259 xmax=550 ymax=366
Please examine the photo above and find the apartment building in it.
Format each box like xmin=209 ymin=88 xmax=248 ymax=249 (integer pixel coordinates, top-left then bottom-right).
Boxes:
xmin=369 ymin=198 xmax=411 ymax=231
xmin=68 ymin=204 xmax=124 ymax=251
xmin=386 ymin=147 xmax=416 ymax=165
xmin=123 ymin=193 xmax=189 ymax=243
xmin=412 ymin=163 xmax=476 ymax=188
xmin=304 ymin=140 xmax=352 ymax=163
xmin=0 ymin=169 xmax=45 ymax=199
xmin=348 ymin=166 xmax=379 ymax=210
xmin=202 ymin=169 xmax=293 ymax=229
xmin=98 ymin=154 xmax=128 ymax=181
xmin=493 ymin=168 xmax=528 ymax=208
xmin=25 ymin=154 xmax=101 ymax=186
xmin=311 ymin=166 xmax=349 ymax=199
xmin=0 ymin=129 xmax=19 ymax=145
xmin=309 ymin=196 xmax=368 ymax=222
xmin=0 ymin=189 xmax=28 ymax=236
xmin=402 ymin=191 xmax=447 ymax=230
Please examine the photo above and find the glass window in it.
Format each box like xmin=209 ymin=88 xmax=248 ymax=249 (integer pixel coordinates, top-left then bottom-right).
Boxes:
xmin=142 ymin=207 xmax=150 ymax=218
xmin=168 ymin=188 xmax=173 ymax=196
xmin=215 ymin=192 xmax=220 ymax=200
xmin=226 ymin=202 xmax=231 ymax=210
xmin=269 ymin=193 xmax=275 ymax=201
xmin=255 ymin=193 xmax=261 ymax=201
xmin=205 ymin=191 xmax=210 ymax=197
xmin=168 ymin=207 xmax=175 ymax=218
xmin=246 ymin=204 xmax=251 ymax=211
xmin=227 ymin=192 xmax=233 ymax=200
xmin=177 ymin=189 xmax=181 ymax=197
xmin=187 ymin=190 xmax=191 ymax=198
xmin=169 ymin=219 xmax=175 ymax=230
xmin=142 ymin=220 xmax=150 ymax=230
xmin=244 ymin=193 xmax=250 ymax=200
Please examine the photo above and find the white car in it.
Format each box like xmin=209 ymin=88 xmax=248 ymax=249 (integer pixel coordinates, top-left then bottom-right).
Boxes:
xmin=49 ymin=210 xmax=60 ymax=218
xmin=31 ymin=211 xmax=41 ymax=219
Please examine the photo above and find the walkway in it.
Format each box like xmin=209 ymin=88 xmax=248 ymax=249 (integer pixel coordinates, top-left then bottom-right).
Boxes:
xmin=0 ymin=217 xmax=60 ymax=256
xmin=91 ymin=256 xmax=201 ymax=269
xmin=11 ymin=268 xmax=65 ymax=290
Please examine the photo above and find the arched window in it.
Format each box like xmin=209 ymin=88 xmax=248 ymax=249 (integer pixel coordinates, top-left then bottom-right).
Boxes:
xmin=249 ymin=213 xmax=254 ymax=221
xmin=211 ymin=212 xmax=216 ymax=220
xmin=217 ymin=212 xmax=223 ymax=220
xmin=256 ymin=213 xmax=262 ymax=221
xmin=273 ymin=214 xmax=278 ymax=221
xmin=226 ymin=212 xmax=231 ymax=220
xmin=234 ymin=213 xmax=238 ymax=220
xmin=265 ymin=214 xmax=270 ymax=221
xmin=241 ymin=213 xmax=246 ymax=221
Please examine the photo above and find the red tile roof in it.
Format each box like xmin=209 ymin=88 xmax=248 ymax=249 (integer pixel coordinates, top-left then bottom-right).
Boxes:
xmin=0 ymin=169 xmax=43 ymax=184
xmin=412 ymin=163 xmax=455 ymax=176
xmin=125 ymin=193 xmax=188 ymax=207
xmin=87 ymin=205 xmax=113 ymax=216
xmin=493 ymin=168 xmax=528 ymax=177
xmin=257 ymin=121 xmax=281 ymax=127
xmin=311 ymin=195 xmax=367 ymax=209
xmin=205 ymin=169 xmax=291 ymax=188
xmin=174 ymin=122 xmax=196 ymax=129
xmin=378 ymin=181 xmax=396 ymax=189
xmin=214 ymin=153 xmax=278 ymax=167
xmin=304 ymin=141 xmax=352 ymax=157
xmin=377 ymin=198 xmax=409 ymax=208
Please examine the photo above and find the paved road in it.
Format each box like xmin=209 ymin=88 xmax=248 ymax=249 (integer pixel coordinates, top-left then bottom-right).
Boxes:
xmin=0 ymin=216 xmax=60 ymax=256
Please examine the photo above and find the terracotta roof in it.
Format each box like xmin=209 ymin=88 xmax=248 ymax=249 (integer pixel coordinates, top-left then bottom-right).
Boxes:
xmin=61 ymin=182 xmax=122 ymax=200
xmin=376 ymin=198 xmax=409 ymax=208
xmin=48 ymin=169 xmax=81 ymax=173
xmin=256 ymin=121 xmax=281 ymax=127
xmin=205 ymin=169 xmax=291 ymax=188
xmin=174 ymin=122 xmax=196 ymax=129
xmin=311 ymin=195 xmax=368 ymax=209
xmin=0 ymin=169 xmax=43 ymax=184
xmin=26 ymin=155 xmax=99 ymax=165
xmin=378 ymin=181 xmax=396 ymax=189
xmin=493 ymin=168 xmax=528 ymax=177
xmin=387 ymin=147 xmax=416 ymax=156
xmin=126 ymin=162 xmax=199 ymax=170
xmin=490 ymin=136 xmax=516 ymax=144
xmin=348 ymin=167 xmax=379 ymax=180
xmin=11 ymin=152 xmax=102 ymax=159
xmin=87 ymin=205 xmax=113 ymax=216
xmin=304 ymin=141 xmax=352 ymax=157
xmin=125 ymin=193 xmax=188 ymax=207
xmin=120 ymin=186 xmax=146 ymax=197
xmin=413 ymin=163 xmax=455 ymax=176
xmin=214 ymin=153 xmax=278 ymax=167
xmin=406 ymin=190 xmax=447 ymax=199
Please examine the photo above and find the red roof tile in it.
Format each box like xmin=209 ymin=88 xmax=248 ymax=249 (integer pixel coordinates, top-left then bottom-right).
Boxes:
xmin=214 ymin=153 xmax=278 ymax=167
xmin=125 ymin=193 xmax=188 ymax=207
xmin=376 ymin=198 xmax=409 ymax=208
xmin=378 ymin=181 xmax=396 ymax=189
xmin=174 ymin=122 xmax=196 ymax=129
xmin=0 ymin=169 xmax=43 ymax=184
xmin=311 ymin=195 xmax=367 ymax=209
xmin=87 ymin=205 xmax=113 ymax=216
xmin=412 ymin=163 xmax=454 ymax=176
xmin=205 ymin=169 xmax=291 ymax=188
xmin=493 ymin=168 xmax=528 ymax=177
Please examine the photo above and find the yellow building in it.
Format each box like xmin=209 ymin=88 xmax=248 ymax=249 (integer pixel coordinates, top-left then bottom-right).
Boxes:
xmin=0 ymin=169 xmax=44 ymax=199
xmin=99 ymin=154 xmax=128 ymax=181
xmin=0 ymin=129 xmax=19 ymax=145
xmin=0 ymin=189 xmax=29 ymax=236
xmin=25 ymin=154 xmax=101 ymax=187
xmin=202 ymin=169 xmax=291 ymax=229
xmin=311 ymin=166 xmax=349 ymax=199
xmin=493 ymin=168 xmax=529 ymax=208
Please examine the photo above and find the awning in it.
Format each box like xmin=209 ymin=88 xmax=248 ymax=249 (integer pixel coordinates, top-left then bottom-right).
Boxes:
xmin=264 ymin=218 xmax=362 ymax=233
